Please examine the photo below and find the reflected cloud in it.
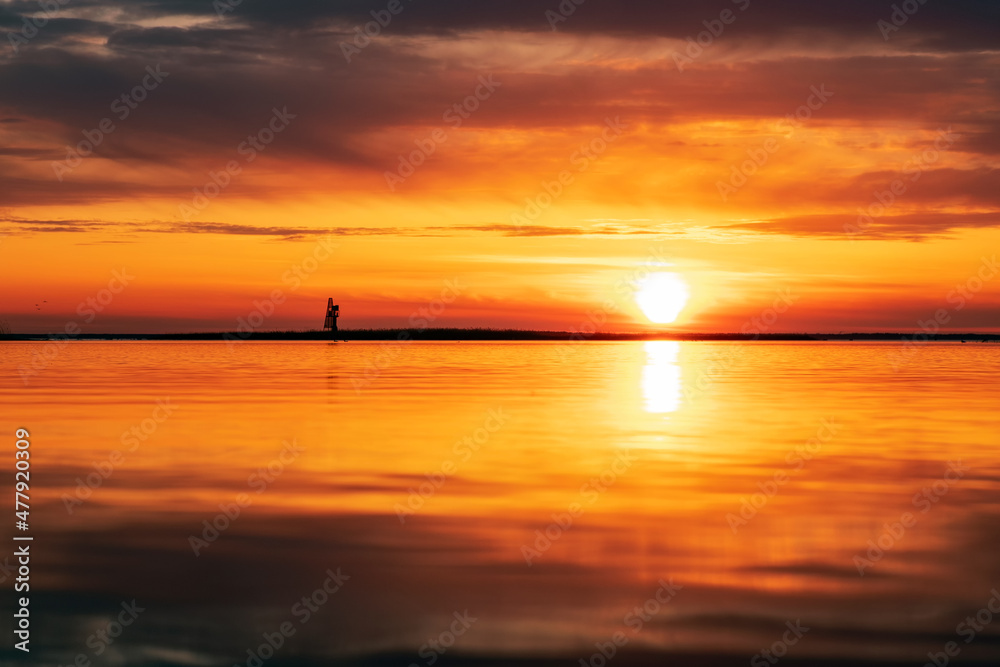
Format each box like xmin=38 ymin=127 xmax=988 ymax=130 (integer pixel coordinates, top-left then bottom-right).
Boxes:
xmin=642 ymin=340 xmax=682 ymax=414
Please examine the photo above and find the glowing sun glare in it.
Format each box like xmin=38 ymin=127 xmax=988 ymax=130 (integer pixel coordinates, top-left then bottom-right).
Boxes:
xmin=635 ymin=273 xmax=689 ymax=324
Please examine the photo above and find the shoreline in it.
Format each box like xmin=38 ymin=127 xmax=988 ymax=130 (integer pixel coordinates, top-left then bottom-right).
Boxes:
xmin=1 ymin=329 xmax=998 ymax=342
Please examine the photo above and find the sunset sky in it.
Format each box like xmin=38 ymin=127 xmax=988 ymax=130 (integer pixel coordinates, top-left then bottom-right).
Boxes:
xmin=1 ymin=0 xmax=998 ymax=333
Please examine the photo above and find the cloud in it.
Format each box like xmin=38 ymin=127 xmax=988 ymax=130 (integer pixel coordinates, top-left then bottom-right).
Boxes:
xmin=0 ymin=0 xmax=996 ymax=246
xmin=723 ymin=211 xmax=1000 ymax=241
xmin=0 ymin=216 xmax=108 ymax=233
xmin=44 ymin=0 xmax=995 ymax=51
xmin=171 ymin=222 xmax=405 ymax=239
xmin=0 ymin=218 xmax=705 ymax=239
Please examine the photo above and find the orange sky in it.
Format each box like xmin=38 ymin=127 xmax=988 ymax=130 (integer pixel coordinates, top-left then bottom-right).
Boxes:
xmin=1 ymin=1 xmax=998 ymax=333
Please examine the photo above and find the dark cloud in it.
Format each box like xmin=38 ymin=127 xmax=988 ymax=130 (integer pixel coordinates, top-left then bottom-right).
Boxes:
xmin=715 ymin=167 xmax=1000 ymax=239
xmin=848 ymin=167 xmax=1000 ymax=208
xmin=0 ymin=217 xmax=109 ymax=233
xmin=1 ymin=218 xmax=674 ymax=238
xmin=0 ymin=0 xmax=996 ymax=240
xmin=0 ymin=146 xmax=59 ymax=157
xmin=54 ymin=0 xmax=998 ymax=51
xmin=172 ymin=222 xmax=405 ymax=239
xmin=950 ymin=122 xmax=1000 ymax=156
xmin=0 ymin=173 xmax=186 ymax=207
xmin=723 ymin=211 xmax=1000 ymax=241
xmin=3 ymin=47 xmax=994 ymax=207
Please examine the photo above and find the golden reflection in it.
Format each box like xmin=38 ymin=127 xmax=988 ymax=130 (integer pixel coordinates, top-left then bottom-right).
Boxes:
xmin=642 ymin=340 xmax=682 ymax=414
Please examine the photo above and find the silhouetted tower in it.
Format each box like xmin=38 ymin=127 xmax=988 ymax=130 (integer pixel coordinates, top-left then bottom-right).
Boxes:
xmin=324 ymin=298 xmax=339 ymax=332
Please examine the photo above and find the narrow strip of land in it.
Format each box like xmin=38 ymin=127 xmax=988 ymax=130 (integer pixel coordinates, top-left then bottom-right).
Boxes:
xmin=1 ymin=330 xmax=997 ymax=342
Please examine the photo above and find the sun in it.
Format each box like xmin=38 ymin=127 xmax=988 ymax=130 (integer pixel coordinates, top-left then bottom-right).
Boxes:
xmin=635 ymin=272 xmax=690 ymax=324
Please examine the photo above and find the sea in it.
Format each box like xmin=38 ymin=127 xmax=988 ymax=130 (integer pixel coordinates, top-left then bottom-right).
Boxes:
xmin=1 ymin=340 xmax=998 ymax=666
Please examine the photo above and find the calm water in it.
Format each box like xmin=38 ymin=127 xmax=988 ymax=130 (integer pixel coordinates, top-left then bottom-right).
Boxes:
xmin=2 ymin=341 xmax=999 ymax=665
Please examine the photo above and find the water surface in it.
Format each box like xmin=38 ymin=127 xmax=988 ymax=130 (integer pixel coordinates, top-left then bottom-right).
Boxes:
xmin=2 ymin=341 xmax=999 ymax=665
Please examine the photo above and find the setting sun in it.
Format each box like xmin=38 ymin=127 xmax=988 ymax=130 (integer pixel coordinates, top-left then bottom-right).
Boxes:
xmin=635 ymin=272 xmax=690 ymax=324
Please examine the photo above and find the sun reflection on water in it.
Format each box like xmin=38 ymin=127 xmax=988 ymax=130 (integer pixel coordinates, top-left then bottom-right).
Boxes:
xmin=642 ymin=340 xmax=682 ymax=414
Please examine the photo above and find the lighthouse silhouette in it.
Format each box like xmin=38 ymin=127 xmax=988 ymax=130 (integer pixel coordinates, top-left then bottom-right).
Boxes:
xmin=323 ymin=298 xmax=339 ymax=332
